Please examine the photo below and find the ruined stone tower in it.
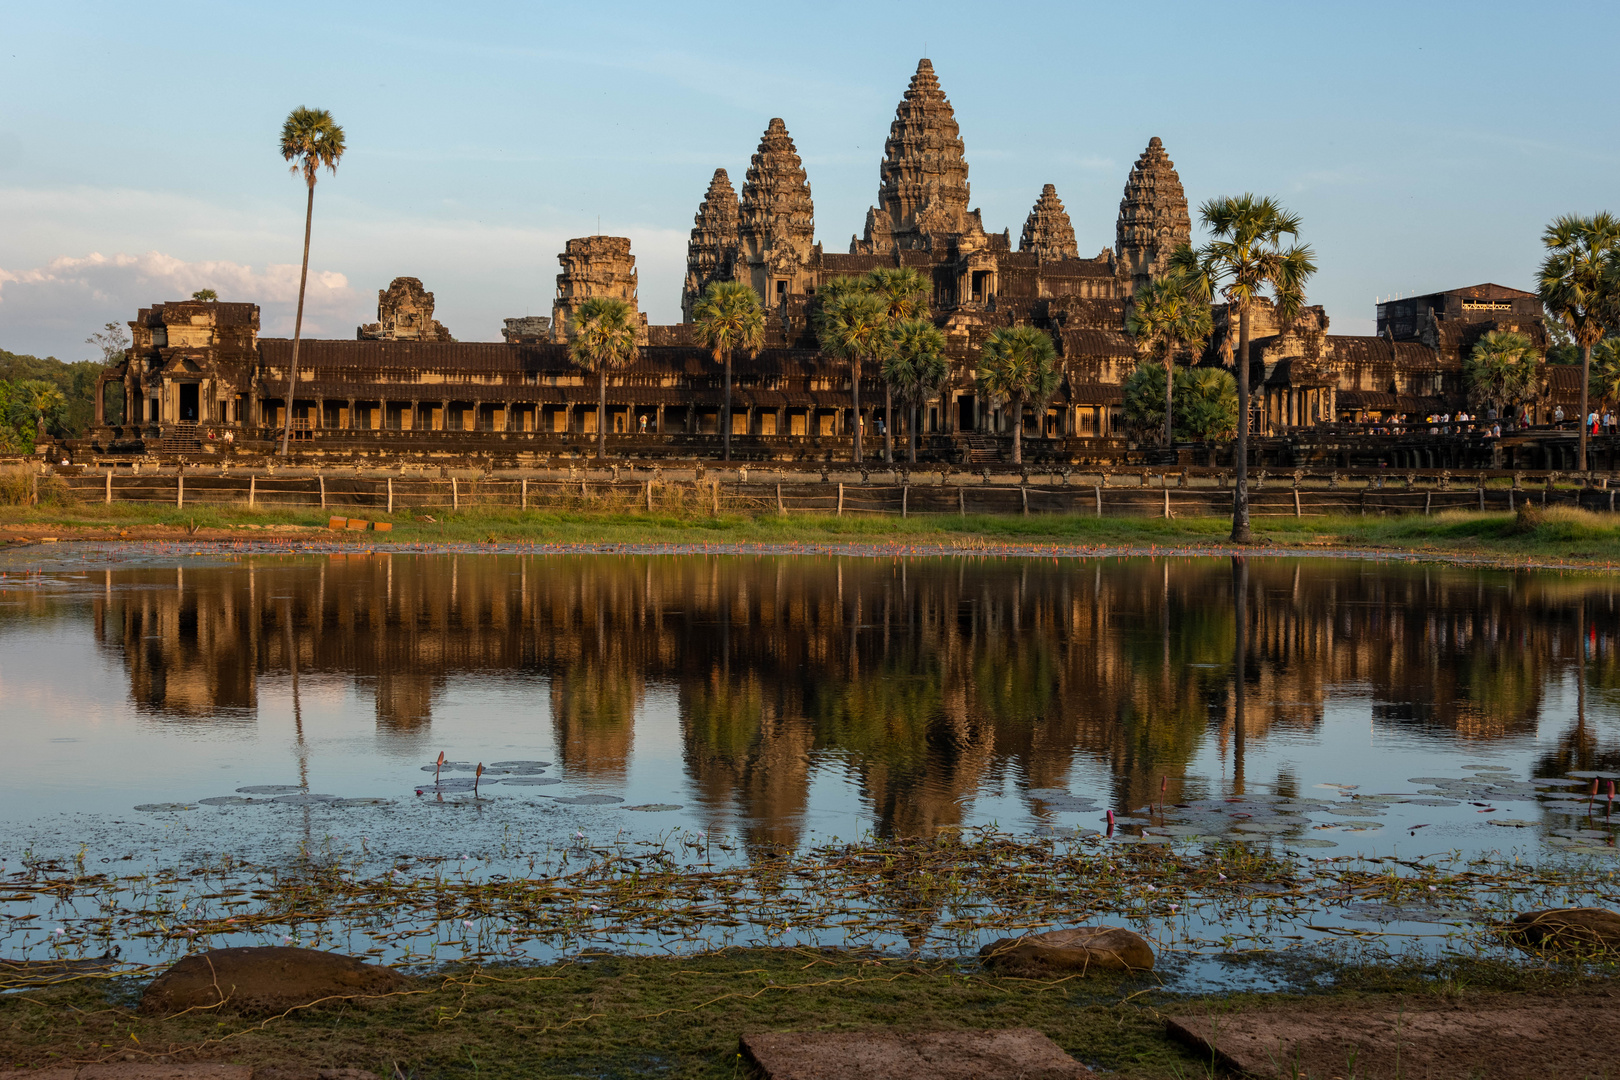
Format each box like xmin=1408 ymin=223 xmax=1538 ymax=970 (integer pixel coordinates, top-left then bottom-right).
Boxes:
xmin=1115 ymin=137 xmax=1193 ymax=291
xmin=551 ymin=236 xmax=648 ymax=345
xmin=681 ymin=168 xmax=740 ymax=322
xmin=855 ymin=59 xmax=977 ymax=254
xmin=1019 ymin=185 xmax=1080 ymax=261
xmin=737 ymin=119 xmax=816 ymax=307
xmin=357 ymin=277 xmax=452 ymax=341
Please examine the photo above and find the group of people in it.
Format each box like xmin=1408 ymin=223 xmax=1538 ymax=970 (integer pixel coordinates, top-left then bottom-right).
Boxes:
xmin=1552 ymin=406 xmax=1618 ymax=435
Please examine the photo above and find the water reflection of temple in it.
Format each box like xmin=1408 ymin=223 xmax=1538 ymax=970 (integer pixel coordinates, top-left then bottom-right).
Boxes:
xmin=91 ymin=555 xmax=1617 ymax=842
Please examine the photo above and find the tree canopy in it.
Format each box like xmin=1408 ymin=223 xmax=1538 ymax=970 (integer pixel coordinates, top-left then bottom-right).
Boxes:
xmin=1464 ymin=330 xmax=1541 ymax=417
xmin=692 ymin=281 xmax=765 ymax=461
xmin=569 ymin=296 xmax=641 ymax=460
xmin=976 ymin=325 xmax=1059 ymax=465
xmin=1123 ymin=362 xmax=1237 ymax=442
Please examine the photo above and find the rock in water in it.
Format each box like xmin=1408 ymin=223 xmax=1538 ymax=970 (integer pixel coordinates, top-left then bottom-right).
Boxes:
xmin=1507 ymin=907 xmax=1620 ymax=952
xmin=979 ymin=926 xmax=1155 ymax=975
xmin=140 ymin=947 xmax=416 ymax=1015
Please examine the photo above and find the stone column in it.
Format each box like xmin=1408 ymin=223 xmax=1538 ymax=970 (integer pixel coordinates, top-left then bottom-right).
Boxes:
xmin=347 ymin=398 xmax=356 ymax=429
xmin=441 ymin=399 xmax=450 ymax=432
xmin=656 ymin=404 xmax=665 ymax=433
xmin=315 ymin=397 xmax=325 ymax=430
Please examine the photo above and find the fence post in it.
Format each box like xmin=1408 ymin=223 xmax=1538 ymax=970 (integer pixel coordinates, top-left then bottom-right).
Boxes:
xmin=902 ymin=484 xmax=909 ymax=519
xmin=521 ymin=477 xmax=528 ymax=510
xmin=1424 ymin=491 xmax=1431 ymax=516
xmin=30 ymin=473 xmax=38 ymax=506
xmin=1293 ymin=489 xmax=1301 ymax=518
xmin=712 ymin=479 xmax=720 ymax=515
xmin=1478 ymin=484 xmax=1485 ymax=512
xmin=176 ymin=472 xmax=184 ymax=509
xmin=1021 ymin=485 xmax=1028 ymax=516
xmin=249 ymin=475 xmax=256 ymax=508
xmin=1163 ymin=488 xmax=1170 ymax=519
xmin=958 ymin=485 xmax=965 ymax=517
xmin=645 ymin=480 xmax=653 ymax=512
xmin=837 ymin=482 xmax=844 ymax=516
xmin=453 ymin=477 xmax=459 ymax=510
xmin=105 ymin=471 xmax=112 ymax=505
xmin=1508 ymin=488 xmax=1515 ymax=512
xmin=777 ymin=483 xmax=785 ymax=515
xmin=1094 ymin=484 xmax=1102 ymax=517
xmin=319 ymin=475 xmax=326 ymax=509
xmin=387 ymin=477 xmax=394 ymax=515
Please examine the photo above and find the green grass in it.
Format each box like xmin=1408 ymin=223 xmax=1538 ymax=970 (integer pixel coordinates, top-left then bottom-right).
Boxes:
xmin=4 ymin=949 xmax=1608 ymax=1080
xmin=5 ymin=502 xmax=1620 ymax=565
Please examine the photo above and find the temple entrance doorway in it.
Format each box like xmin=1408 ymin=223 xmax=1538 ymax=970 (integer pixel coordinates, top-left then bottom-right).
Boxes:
xmin=957 ymin=394 xmax=975 ymax=432
xmin=178 ymin=383 xmax=199 ymax=422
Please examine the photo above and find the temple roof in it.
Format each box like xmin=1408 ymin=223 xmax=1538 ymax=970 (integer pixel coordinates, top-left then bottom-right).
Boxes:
xmin=738 ymin=119 xmax=815 ymax=268
xmin=859 ymin=59 xmax=972 ymax=252
xmin=1116 ymin=136 xmax=1192 ymax=280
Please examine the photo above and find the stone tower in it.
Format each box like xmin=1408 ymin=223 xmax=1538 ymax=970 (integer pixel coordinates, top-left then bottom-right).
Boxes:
xmin=681 ymin=168 xmax=740 ymax=323
xmin=1019 ymin=185 xmax=1079 ymax=261
xmin=738 ymin=118 xmax=816 ymax=307
xmin=855 ymin=59 xmax=975 ymax=254
xmin=1115 ymin=137 xmax=1193 ymax=291
xmin=357 ymin=277 xmax=452 ymax=341
xmin=551 ymin=236 xmax=648 ymax=345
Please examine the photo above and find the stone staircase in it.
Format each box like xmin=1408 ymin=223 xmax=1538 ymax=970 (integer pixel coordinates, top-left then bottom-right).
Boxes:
xmin=957 ymin=435 xmax=1003 ymax=464
xmin=153 ymin=423 xmax=203 ymax=452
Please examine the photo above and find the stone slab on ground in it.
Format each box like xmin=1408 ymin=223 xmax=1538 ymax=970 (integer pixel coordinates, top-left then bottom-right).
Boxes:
xmin=740 ymin=1028 xmax=1094 ymax=1080
xmin=0 ymin=1068 xmax=377 ymax=1080
xmin=139 ymin=947 xmax=416 ymax=1015
xmin=1166 ymin=997 xmax=1620 ymax=1080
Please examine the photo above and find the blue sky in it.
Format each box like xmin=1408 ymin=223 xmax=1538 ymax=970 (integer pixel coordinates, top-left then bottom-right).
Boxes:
xmin=2 ymin=0 xmax=1616 ymax=359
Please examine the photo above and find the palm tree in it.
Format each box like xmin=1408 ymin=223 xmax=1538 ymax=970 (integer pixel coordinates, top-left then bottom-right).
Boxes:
xmin=817 ymin=290 xmax=888 ymax=464
xmin=1126 ymin=274 xmax=1212 ymax=447
xmin=277 ymin=106 xmax=345 ymax=457
xmin=1465 ymin=330 xmax=1540 ymax=418
xmin=1173 ymin=195 xmax=1316 ymax=543
xmin=1538 ymin=213 xmax=1620 ymax=467
xmin=691 ymin=281 xmax=765 ymax=462
xmin=1590 ymin=338 xmax=1620 ymax=417
xmin=568 ymin=296 xmax=640 ymax=461
xmin=976 ymin=325 xmax=1059 ymax=465
xmin=866 ymin=268 xmax=931 ymax=464
xmin=882 ymin=319 xmax=949 ymax=464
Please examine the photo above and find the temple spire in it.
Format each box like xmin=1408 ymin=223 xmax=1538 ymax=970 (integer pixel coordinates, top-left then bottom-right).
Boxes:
xmin=1115 ymin=136 xmax=1192 ymax=289
xmin=854 ymin=59 xmax=974 ymax=254
xmin=738 ymin=118 xmax=816 ymax=302
xmin=682 ymin=168 xmax=739 ymax=322
xmin=1019 ymin=185 xmax=1079 ymax=261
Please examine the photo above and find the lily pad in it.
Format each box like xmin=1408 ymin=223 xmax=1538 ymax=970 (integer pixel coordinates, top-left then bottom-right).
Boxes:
xmin=420 ymin=762 xmax=476 ymax=773
xmin=236 ymin=785 xmax=302 ymax=795
xmin=1568 ymin=771 xmax=1620 ymax=780
xmin=1401 ymin=798 xmax=1460 ymax=806
xmin=500 ymin=777 xmax=563 ymax=786
xmin=134 ymin=802 xmax=195 ymax=812
xmin=332 ymin=797 xmax=391 ymax=807
xmin=1231 ymin=822 xmax=1293 ymax=834
xmin=1488 ymin=818 xmax=1538 ymax=827
xmin=548 ymin=794 xmax=625 ymax=806
xmin=197 ymin=796 xmax=254 ymax=806
xmin=623 ymin=803 xmax=683 ymax=812
xmin=1288 ymin=838 xmax=1338 ymax=849
xmin=270 ymin=793 xmax=340 ymax=805
xmin=1531 ymin=778 xmax=1586 ymax=787
xmin=416 ymin=779 xmax=479 ymax=793
xmin=489 ymin=760 xmax=553 ymax=769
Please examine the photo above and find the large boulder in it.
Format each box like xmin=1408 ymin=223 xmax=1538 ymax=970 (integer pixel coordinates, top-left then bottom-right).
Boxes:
xmin=1506 ymin=907 xmax=1620 ymax=952
xmin=979 ymin=926 xmax=1154 ymax=976
xmin=140 ymin=947 xmax=416 ymax=1015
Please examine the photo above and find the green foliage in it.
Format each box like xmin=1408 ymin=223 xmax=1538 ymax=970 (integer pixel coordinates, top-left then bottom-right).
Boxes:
xmin=1123 ymin=363 xmax=1237 ymax=441
xmin=692 ymin=282 xmax=766 ymax=460
xmin=864 ymin=266 xmax=931 ymax=322
xmin=1465 ymin=330 xmax=1540 ymax=414
xmin=976 ymin=325 xmax=1059 ymax=465
xmin=0 ymin=347 xmax=113 ymax=441
xmin=1590 ymin=338 xmax=1620 ymax=409
xmin=191 ymin=288 xmax=219 ymax=301
xmin=883 ymin=319 xmax=949 ymax=463
xmin=280 ymin=106 xmax=346 ymax=185
xmin=1538 ymin=213 xmax=1620 ymax=351
xmin=1126 ymin=273 xmax=1213 ymax=444
xmin=569 ymin=296 xmax=641 ymax=460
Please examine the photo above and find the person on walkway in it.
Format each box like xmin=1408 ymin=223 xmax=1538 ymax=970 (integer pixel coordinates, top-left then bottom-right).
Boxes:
xmin=1555 ymin=405 xmax=1565 ymax=428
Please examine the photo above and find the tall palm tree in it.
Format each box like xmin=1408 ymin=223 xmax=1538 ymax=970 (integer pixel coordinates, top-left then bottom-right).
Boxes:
xmin=1539 ymin=213 xmax=1620 ymax=467
xmin=976 ymin=325 xmax=1059 ymax=465
xmin=882 ymin=319 xmax=949 ymax=464
xmin=817 ymin=290 xmax=887 ymax=464
xmin=1590 ymin=338 xmax=1620 ymax=418
xmin=692 ymin=281 xmax=765 ymax=462
xmin=568 ymin=297 xmax=640 ymax=461
xmin=277 ymin=106 xmax=345 ymax=457
xmin=1465 ymin=330 xmax=1540 ymax=418
xmin=1173 ymin=195 xmax=1316 ymax=543
xmin=1126 ymin=273 xmax=1212 ymax=447
xmin=866 ymin=268 xmax=931 ymax=465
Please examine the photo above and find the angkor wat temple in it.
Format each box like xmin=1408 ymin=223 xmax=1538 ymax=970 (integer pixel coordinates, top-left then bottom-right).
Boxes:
xmin=84 ymin=59 xmax=1575 ymax=463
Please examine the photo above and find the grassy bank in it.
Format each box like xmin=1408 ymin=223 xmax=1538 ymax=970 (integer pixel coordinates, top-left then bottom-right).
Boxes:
xmin=3 ymin=501 xmax=1620 ymax=565
xmin=3 ymin=949 xmax=1611 ymax=1079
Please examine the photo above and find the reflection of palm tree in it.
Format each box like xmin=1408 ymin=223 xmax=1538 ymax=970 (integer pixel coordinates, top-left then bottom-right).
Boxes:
xmin=681 ymin=671 xmax=813 ymax=851
xmin=549 ymin=662 xmax=641 ymax=778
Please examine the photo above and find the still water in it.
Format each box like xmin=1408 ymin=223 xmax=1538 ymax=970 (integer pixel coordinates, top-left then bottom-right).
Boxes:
xmin=2 ymin=545 xmax=1618 ymax=975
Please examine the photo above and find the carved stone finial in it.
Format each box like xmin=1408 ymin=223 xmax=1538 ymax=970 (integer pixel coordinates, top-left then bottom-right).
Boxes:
xmin=738 ymin=119 xmax=815 ymax=296
xmin=1019 ymin=185 xmax=1079 ymax=260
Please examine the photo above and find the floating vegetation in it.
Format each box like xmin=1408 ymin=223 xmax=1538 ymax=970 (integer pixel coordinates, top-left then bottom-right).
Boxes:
xmin=499 ymin=777 xmax=563 ymax=787
xmin=236 ymin=785 xmax=303 ymax=795
xmin=548 ymin=794 xmax=625 ymax=806
xmin=196 ymin=796 xmax=255 ymax=807
xmin=623 ymin=804 xmax=683 ymax=812
xmin=489 ymin=761 xmax=553 ymax=769
xmin=131 ymin=803 xmax=195 ymax=813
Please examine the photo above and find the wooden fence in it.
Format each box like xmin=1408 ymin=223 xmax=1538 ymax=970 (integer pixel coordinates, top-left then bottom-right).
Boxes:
xmin=38 ymin=471 xmax=1620 ymax=518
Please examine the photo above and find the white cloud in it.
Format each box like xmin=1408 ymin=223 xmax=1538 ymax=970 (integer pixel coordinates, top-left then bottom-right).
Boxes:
xmin=0 ymin=251 xmax=359 ymax=358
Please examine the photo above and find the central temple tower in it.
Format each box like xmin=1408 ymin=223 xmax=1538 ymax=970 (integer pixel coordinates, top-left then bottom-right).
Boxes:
xmin=853 ymin=59 xmax=983 ymax=254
